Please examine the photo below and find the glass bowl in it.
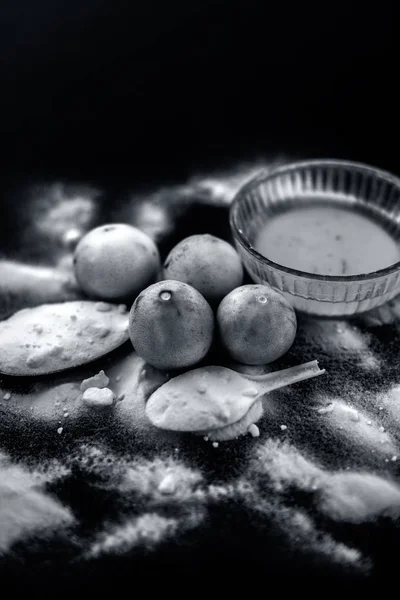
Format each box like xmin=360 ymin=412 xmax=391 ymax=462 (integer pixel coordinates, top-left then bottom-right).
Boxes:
xmin=230 ymin=159 xmax=400 ymax=316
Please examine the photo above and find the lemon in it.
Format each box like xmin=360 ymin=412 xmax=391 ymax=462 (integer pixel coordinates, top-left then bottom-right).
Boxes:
xmin=217 ymin=284 xmax=297 ymax=364
xmin=163 ymin=234 xmax=243 ymax=305
xmin=129 ymin=280 xmax=214 ymax=370
xmin=74 ymin=224 xmax=160 ymax=300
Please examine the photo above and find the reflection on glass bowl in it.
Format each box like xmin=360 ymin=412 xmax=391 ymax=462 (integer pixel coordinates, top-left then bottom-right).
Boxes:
xmin=230 ymin=159 xmax=400 ymax=316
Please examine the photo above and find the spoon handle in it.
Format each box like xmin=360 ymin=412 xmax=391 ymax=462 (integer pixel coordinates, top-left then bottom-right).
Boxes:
xmin=242 ymin=360 xmax=325 ymax=394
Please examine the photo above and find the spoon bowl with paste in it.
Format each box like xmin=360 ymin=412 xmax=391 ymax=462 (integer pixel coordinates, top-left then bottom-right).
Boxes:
xmin=0 ymin=301 xmax=130 ymax=376
xmin=145 ymin=360 xmax=325 ymax=441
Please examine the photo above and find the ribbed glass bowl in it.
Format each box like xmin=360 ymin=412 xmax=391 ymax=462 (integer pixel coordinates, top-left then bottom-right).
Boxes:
xmin=230 ymin=160 xmax=400 ymax=316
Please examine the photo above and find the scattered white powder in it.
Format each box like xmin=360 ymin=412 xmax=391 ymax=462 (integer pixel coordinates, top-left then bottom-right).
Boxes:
xmin=88 ymin=513 xmax=178 ymax=557
xmin=248 ymin=424 xmax=260 ymax=437
xmin=378 ymin=385 xmax=400 ymax=422
xmin=315 ymin=398 xmax=397 ymax=456
xmin=252 ymin=439 xmax=322 ymax=492
xmin=0 ymin=455 xmax=73 ymax=553
xmin=33 ymin=185 xmax=96 ymax=240
xmin=250 ymin=439 xmax=400 ymax=523
xmin=57 ymin=439 xmax=373 ymax=571
xmin=67 ymin=446 xmax=204 ymax=506
xmin=62 ymin=228 xmax=82 ymax=248
xmin=231 ymin=474 xmax=366 ymax=572
xmin=305 ymin=320 xmax=381 ymax=371
xmin=80 ymin=370 xmax=110 ymax=391
xmin=277 ymin=507 xmax=366 ymax=571
xmin=320 ymin=472 xmax=400 ymax=522
xmin=129 ymin=199 xmax=173 ymax=241
xmin=158 ymin=473 xmax=177 ymax=495
xmin=87 ymin=511 xmax=204 ymax=558
xmin=188 ymin=161 xmax=277 ymax=206
xmin=70 ymin=445 xmax=206 ymax=558
xmin=317 ymin=404 xmax=334 ymax=414
xmin=82 ymin=387 xmax=115 ymax=408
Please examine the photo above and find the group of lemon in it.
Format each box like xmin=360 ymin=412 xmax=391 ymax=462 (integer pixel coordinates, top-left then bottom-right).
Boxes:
xmin=73 ymin=223 xmax=297 ymax=371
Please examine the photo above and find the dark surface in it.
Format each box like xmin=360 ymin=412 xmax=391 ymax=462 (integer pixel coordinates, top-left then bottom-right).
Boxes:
xmin=0 ymin=0 xmax=400 ymax=590
xmin=1 ymin=169 xmax=400 ymax=590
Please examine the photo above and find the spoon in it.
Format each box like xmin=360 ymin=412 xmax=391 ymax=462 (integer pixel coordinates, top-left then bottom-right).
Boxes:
xmin=145 ymin=359 xmax=325 ymax=435
xmin=0 ymin=301 xmax=130 ymax=376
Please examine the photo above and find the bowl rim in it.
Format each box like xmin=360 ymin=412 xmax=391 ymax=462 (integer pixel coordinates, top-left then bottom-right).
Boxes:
xmin=229 ymin=158 xmax=400 ymax=284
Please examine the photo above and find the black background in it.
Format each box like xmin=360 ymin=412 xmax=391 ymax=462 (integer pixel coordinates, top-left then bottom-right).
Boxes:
xmin=0 ymin=0 xmax=398 ymax=186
